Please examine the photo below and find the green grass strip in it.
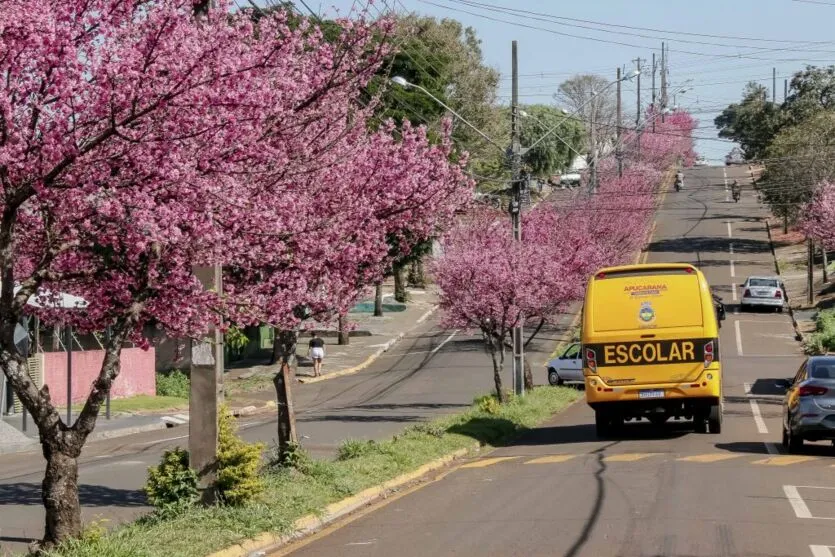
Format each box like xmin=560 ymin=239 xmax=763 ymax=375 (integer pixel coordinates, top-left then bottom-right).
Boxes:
xmin=47 ymin=386 xmax=579 ymax=557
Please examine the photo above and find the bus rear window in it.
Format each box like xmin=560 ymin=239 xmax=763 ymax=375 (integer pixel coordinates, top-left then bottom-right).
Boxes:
xmin=591 ymin=271 xmax=704 ymax=332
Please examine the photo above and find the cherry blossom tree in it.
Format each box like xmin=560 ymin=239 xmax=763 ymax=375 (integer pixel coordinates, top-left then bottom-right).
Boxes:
xmin=0 ymin=0 xmax=471 ymax=546
xmin=800 ymin=181 xmax=835 ymax=248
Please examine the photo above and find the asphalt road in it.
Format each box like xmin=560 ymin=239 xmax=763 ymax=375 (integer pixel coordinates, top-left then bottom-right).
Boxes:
xmin=0 ymin=284 xmax=574 ymax=552
xmin=274 ymin=166 xmax=835 ymax=557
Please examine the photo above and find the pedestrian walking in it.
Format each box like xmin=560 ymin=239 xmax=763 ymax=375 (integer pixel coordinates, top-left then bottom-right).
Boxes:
xmin=308 ymin=332 xmax=325 ymax=377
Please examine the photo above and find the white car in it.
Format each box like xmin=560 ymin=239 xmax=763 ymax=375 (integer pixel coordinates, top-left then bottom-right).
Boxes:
xmin=694 ymin=157 xmax=708 ymax=167
xmin=546 ymin=342 xmax=583 ymax=385
xmin=740 ymin=276 xmax=785 ymax=311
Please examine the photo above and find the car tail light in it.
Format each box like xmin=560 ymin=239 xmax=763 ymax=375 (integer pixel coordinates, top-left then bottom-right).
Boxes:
xmin=585 ymin=348 xmax=597 ymax=372
xmin=798 ymin=385 xmax=828 ymax=396
xmin=703 ymin=340 xmax=714 ymax=368
xmin=743 ymin=289 xmax=751 ymax=297
xmin=775 ymin=290 xmax=782 ymax=298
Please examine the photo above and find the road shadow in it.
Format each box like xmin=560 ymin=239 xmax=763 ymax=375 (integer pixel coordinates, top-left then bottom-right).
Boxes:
xmin=714 ymin=441 xmax=772 ymax=455
xmin=506 ymin=420 xmax=690 ymax=447
xmin=747 ymin=378 xmax=789 ymax=396
xmin=724 ymin=394 xmax=783 ymax=407
xmin=716 ymin=441 xmax=835 ymax=457
xmin=447 ymin=417 xmax=519 ymax=446
xmin=0 ymin=483 xmax=147 ymax=507
xmin=648 ymin=237 xmax=769 ymax=255
xmin=298 ymin=413 xmax=425 ymax=423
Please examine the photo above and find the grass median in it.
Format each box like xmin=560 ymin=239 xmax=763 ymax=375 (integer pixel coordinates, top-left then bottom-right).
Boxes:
xmin=48 ymin=386 xmax=580 ymax=557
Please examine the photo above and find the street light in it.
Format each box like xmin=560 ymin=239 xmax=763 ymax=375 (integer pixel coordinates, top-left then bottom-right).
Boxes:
xmin=390 ymin=76 xmax=506 ymax=153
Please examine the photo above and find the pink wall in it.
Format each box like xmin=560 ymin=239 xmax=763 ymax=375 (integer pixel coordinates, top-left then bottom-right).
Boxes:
xmin=43 ymin=347 xmax=157 ymax=404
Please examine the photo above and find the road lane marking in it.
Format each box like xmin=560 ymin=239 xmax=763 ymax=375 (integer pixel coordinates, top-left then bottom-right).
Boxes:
xmin=732 ymin=283 xmax=738 ymax=301
xmin=677 ymin=453 xmax=744 ymax=463
xmin=724 ymin=167 xmax=730 ymax=202
xmin=730 ymin=259 xmax=736 ymax=277
xmin=784 ymin=485 xmax=814 ymax=518
xmin=729 ymin=243 xmax=734 ymax=255
xmin=743 ymin=382 xmax=768 ymax=433
xmin=757 ymin=455 xmax=816 ymax=466
xmin=810 ymin=546 xmax=835 ymax=557
xmin=602 ymin=453 xmax=659 ymax=462
xmin=430 ymin=330 xmax=458 ymax=356
xmin=727 ymin=221 xmax=733 ymax=238
xmin=735 ymin=321 xmax=744 ymax=356
xmin=525 ymin=455 xmax=578 ymax=464
xmin=460 ymin=457 xmax=518 ymax=468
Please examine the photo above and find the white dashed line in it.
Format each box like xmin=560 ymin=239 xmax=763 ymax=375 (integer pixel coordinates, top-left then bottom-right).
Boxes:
xmin=743 ymin=382 xmax=768 ymax=434
xmin=727 ymin=221 xmax=732 ymax=238
xmin=730 ymin=260 xmax=735 ymax=278
xmin=732 ymin=283 xmax=738 ymax=302
xmin=729 ymin=243 xmax=734 ymax=255
xmin=811 ymin=546 xmax=835 ymax=557
xmin=784 ymin=485 xmax=814 ymax=519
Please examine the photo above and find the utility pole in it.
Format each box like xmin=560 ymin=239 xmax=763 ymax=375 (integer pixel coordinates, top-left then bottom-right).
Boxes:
xmin=589 ymin=98 xmax=597 ymax=194
xmin=784 ymin=79 xmax=788 ymax=102
xmin=651 ymin=52 xmax=657 ymax=132
xmin=190 ymin=0 xmax=223 ymax=505
xmin=773 ymin=67 xmax=776 ymax=103
xmin=660 ymin=42 xmax=667 ymax=122
xmin=808 ymin=238 xmax=815 ymax=306
xmin=633 ymin=58 xmax=644 ymax=127
xmin=509 ymin=40 xmax=524 ymax=397
xmin=616 ymin=67 xmax=622 ymax=178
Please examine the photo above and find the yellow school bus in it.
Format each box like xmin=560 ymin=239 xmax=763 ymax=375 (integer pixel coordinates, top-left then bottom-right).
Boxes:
xmin=581 ymin=263 xmax=723 ymax=437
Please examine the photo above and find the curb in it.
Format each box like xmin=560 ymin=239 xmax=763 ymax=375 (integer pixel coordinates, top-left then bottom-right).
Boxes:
xmin=765 ymin=219 xmax=805 ymax=342
xmin=205 ymin=445 xmax=476 ymax=557
xmin=298 ymin=306 xmax=437 ymax=385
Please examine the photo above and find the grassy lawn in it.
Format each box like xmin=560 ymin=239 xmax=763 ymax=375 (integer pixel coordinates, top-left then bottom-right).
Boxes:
xmin=224 ymin=374 xmax=274 ymax=396
xmin=71 ymin=395 xmax=188 ymax=415
xmin=48 ymin=386 xmax=579 ymax=557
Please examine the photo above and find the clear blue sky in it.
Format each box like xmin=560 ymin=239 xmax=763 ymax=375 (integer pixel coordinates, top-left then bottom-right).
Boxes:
xmin=278 ymin=0 xmax=835 ymax=162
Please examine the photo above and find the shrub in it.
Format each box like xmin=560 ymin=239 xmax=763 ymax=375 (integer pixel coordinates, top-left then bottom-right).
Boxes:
xmin=267 ymin=441 xmax=311 ymax=472
xmin=474 ymin=394 xmax=501 ymax=415
xmin=805 ymin=309 xmax=835 ymax=354
xmin=336 ymin=439 xmax=380 ymax=460
xmin=215 ymin=405 xmax=265 ymax=506
xmin=145 ymin=448 xmax=199 ymax=515
xmin=156 ymin=369 xmax=190 ymax=399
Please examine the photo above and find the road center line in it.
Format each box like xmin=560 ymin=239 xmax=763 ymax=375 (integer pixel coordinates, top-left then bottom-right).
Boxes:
xmin=730 ymin=259 xmax=735 ymax=277
xmin=734 ymin=320 xmax=744 ymax=356
xmin=744 ymin=381 xmax=769 ymax=435
xmin=430 ymin=330 xmax=458 ymax=356
xmin=783 ymin=485 xmax=814 ymax=519
xmin=732 ymin=283 xmax=738 ymax=302
xmin=729 ymin=243 xmax=734 ymax=254
xmin=727 ymin=221 xmax=732 ymax=238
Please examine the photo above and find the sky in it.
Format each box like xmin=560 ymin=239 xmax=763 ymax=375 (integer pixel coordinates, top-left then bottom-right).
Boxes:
xmin=267 ymin=0 xmax=835 ymax=163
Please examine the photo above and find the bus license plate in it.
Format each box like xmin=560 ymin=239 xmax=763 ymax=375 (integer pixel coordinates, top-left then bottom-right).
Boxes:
xmin=639 ymin=390 xmax=665 ymax=399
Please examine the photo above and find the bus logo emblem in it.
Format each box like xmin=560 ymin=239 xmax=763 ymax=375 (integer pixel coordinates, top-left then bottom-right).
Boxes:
xmin=639 ymin=302 xmax=655 ymax=323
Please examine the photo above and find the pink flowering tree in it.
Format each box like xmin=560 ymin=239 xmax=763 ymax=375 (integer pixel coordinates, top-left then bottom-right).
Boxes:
xmin=0 ymin=0 xmax=473 ymax=545
xmin=800 ymin=181 xmax=835 ymax=248
xmin=433 ymin=205 xmax=603 ymax=401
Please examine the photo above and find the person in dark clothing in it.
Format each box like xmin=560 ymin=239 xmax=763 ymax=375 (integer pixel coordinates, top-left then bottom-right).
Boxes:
xmin=308 ymin=332 xmax=325 ymax=377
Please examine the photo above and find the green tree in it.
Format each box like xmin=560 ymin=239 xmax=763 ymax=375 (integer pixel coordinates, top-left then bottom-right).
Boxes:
xmin=517 ymin=104 xmax=585 ymax=178
xmin=714 ymin=82 xmax=784 ymax=161
xmin=761 ymin=111 xmax=835 ymax=231
xmin=783 ymin=65 xmax=835 ymax=126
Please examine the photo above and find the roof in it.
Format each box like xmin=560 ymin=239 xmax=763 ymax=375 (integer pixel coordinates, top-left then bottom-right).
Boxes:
xmin=11 ymin=285 xmax=88 ymax=309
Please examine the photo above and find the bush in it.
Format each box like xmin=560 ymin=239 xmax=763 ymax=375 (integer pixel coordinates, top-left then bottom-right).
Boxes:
xmin=145 ymin=448 xmax=199 ymax=515
xmin=215 ymin=405 xmax=265 ymax=506
xmin=336 ymin=439 xmax=380 ymax=460
xmin=156 ymin=369 xmax=190 ymax=399
xmin=805 ymin=309 xmax=835 ymax=354
xmin=474 ymin=394 xmax=501 ymax=415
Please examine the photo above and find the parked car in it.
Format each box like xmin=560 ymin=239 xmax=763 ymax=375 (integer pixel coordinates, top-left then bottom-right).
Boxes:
xmin=725 ymin=147 xmax=744 ymax=166
xmin=778 ymin=355 xmax=835 ymax=452
xmin=546 ymin=342 xmax=583 ymax=386
xmin=694 ymin=157 xmax=708 ymax=167
xmin=740 ymin=276 xmax=785 ymax=311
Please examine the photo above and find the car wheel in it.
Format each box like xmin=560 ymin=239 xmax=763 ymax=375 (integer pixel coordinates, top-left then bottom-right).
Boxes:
xmin=777 ymin=307 xmax=784 ymax=313
xmin=787 ymin=426 xmax=804 ymax=453
xmin=548 ymin=369 xmax=562 ymax=386
xmin=782 ymin=426 xmax=790 ymax=449
xmin=649 ymin=415 xmax=668 ymax=426
xmin=708 ymin=403 xmax=722 ymax=434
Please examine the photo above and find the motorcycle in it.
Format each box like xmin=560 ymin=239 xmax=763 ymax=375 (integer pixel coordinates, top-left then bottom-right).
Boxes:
xmin=712 ymin=294 xmax=726 ymax=327
xmin=674 ymin=178 xmax=682 ymax=192
xmin=732 ymin=189 xmax=740 ymax=203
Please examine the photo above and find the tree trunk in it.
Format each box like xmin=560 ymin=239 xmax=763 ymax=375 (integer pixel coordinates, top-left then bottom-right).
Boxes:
xmin=272 ymin=329 xmax=298 ymax=459
xmin=524 ymin=358 xmax=534 ymax=391
xmin=393 ymin=263 xmax=407 ymax=303
xmin=783 ymin=213 xmax=788 ymax=235
xmin=337 ymin=314 xmax=349 ymax=345
xmin=42 ymin=445 xmax=82 ymax=547
xmin=373 ymin=282 xmax=384 ymax=317
xmin=484 ymin=331 xmax=506 ymax=403
xmin=408 ymin=259 xmax=426 ymax=288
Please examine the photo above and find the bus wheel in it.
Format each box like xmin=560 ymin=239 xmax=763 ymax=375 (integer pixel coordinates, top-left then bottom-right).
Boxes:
xmin=648 ymin=415 xmax=668 ymax=426
xmin=595 ymin=411 xmax=612 ymax=438
xmin=694 ymin=411 xmax=707 ymax=433
xmin=708 ymin=404 xmax=722 ymax=434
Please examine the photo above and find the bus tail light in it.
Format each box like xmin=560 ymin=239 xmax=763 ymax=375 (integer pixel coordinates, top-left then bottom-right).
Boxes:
xmin=703 ymin=340 xmax=714 ymax=368
xmin=585 ymin=348 xmax=597 ymax=372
